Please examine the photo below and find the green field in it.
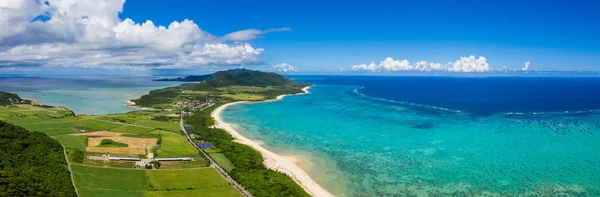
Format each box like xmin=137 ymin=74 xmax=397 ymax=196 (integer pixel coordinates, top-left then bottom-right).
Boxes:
xmin=73 ymin=119 xmax=124 ymax=131
xmin=72 ymin=165 xmax=148 ymax=191
xmin=71 ymin=165 xmax=240 ymax=197
xmin=112 ymin=125 xmax=154 ymax=134
xmin=160 ymin=160 xmax=209 ymax=169
xmin=150 ymin=130 xmax=198 ymax=157
xmin=146 ymin=168 xmax=229 ymax=189
xmin=145 ymin=187 xmax=241 ymax=197
xmin=79 ymin=188 xmax=144 ymax=197
xmin=209 ymin=153 xmax=235 ymax=172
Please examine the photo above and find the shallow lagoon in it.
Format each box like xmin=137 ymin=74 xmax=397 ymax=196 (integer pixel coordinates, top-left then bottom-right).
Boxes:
xmin=0 ymin=76 xmax=181 ymax=115
xmin=222 ymin=80 xmax=600 ymax=196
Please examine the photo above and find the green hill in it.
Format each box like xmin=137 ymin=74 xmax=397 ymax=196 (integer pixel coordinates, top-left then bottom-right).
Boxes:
xmin=155 ymin=69 xmax=295 ymax=87
xmin=0 ymin=91 xmax=31 ymax=105
xmin=193 ymin=69 xmax=295 ymax=89
xmin=133 ymin=69 xmax=308 ymax=107
xmin=0 ymin=121 xmax=77 ymax=197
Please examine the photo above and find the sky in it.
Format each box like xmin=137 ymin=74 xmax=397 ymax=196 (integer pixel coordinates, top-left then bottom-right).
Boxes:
xmin=0 ymin=0 xmax=599 ymax=75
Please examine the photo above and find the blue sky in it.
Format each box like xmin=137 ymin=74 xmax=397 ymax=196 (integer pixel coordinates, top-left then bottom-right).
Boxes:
xmin=0 ymin=0 xmax=599 ymax=74
xmin=120 ymin=0 xmax=600 ymax=72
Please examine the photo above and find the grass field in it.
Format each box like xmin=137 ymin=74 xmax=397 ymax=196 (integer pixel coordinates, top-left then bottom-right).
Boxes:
xmin=73 ymin=119 xmax=123 ymax=131
xmin=220 ymin=93 xmax=266 ymax=101
xmin=160 ymin=160 xmax=209 ymax=169
xmin=112 ymin=125 xmax=154 ymax=134
xmin=71 ymin=165 xmax=239 ymax=197
xmin=78 ymin=188 xmax=144 ymax=197
xmin=136 ymin=120 xmax=180 ymax=131
xmin=145 ymin=186 xmax=241 ymax=197
xmin=209 ymin=153 xmax=235 ymax=172
xmin=150 ymin=130 xmax=197 ymax=157
xmin=146 ymin=168 xmax=236 ymax=194
xmin=72 ymin=165 xmax=148 ymax=191
xmin=53 ymin=134 xmax=87 ymax=150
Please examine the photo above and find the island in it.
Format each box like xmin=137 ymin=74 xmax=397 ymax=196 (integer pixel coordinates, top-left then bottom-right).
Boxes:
xmin=0 ymin=69 xmax=321 ymax=197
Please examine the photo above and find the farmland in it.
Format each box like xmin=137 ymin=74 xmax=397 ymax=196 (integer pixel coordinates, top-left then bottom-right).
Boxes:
xmin=72 ymin=165 xmax=240 ymax=197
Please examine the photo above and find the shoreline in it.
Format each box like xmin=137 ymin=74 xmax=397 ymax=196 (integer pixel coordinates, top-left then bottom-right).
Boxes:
xmin=211 ymin=86 xmax=336 ymax=197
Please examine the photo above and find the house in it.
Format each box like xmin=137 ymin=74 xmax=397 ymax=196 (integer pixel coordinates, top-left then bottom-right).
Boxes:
xmin=190 ymin=134 xmax=198 ymax=139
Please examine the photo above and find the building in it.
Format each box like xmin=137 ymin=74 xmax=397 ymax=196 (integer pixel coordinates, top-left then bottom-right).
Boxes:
xmin=154 ymin=157 xmax=192 ymax=162
xmin=109 ymin=157 xmax=141 ymax=161
xmin=135 ymin=161 xmax=148 ymax=168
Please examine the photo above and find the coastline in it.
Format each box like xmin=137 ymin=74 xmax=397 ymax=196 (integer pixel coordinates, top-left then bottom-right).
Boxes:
xmin=211 ymin=86 xmax=336 ymax=197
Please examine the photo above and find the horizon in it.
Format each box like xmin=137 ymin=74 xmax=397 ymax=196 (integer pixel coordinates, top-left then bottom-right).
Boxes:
xmin=1 ymin=0 xmax=599 ymax=75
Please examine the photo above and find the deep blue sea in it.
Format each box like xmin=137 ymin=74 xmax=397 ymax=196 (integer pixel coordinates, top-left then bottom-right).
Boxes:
xmin=221 ymin=76 xmax=600 ymax=196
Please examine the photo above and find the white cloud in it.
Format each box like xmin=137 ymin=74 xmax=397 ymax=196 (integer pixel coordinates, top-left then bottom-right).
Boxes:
xmin=222 ymin=27 xmax=291 ymax=41
xmin=522 ymin=61 xmax=530 ymax=71
xmin=352 ymin=55 xmax=492 ymax=72
xmin=0 ymin=0 xmax=284 ymax=70
xmin=272 ymin=63 xmax=296 ymax=72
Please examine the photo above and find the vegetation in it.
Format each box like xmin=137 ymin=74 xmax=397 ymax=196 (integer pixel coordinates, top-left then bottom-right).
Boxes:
xmin=72 ymin=165 xmax=239 ymax=197
xmin=98 ymin=139 xmax=129 ymax=147
xmin=145 ymin=168 xmax=239 ymax=196
xmin=0 ymin=121 xmax=77 ymax=197
xmin=67 ymin=148 xmax=85 ymax=163
xmin=72 ymin=165 xmax=148 ymax=191
xmin=148 ymin=130 xmax=199 ymax=157
xmin=134 ymin=69 xmax=309 ymax=107
xmin=209 ymin=153 xmax=235 ymax=172
xmin=0 ymin=91 xmax=32 ymax=105
xmin=149 ymin=161 xmax=161 ymax=169
xmin=187 ymin=106 xmax=311 ymax=197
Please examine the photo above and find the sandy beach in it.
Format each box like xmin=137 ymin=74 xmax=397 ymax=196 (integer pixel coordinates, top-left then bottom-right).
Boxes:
xmin=211 ymin=86 xmax=335 ymax=197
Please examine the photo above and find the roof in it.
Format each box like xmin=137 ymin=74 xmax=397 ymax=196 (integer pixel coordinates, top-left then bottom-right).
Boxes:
xmin=109 ymin=157 xmax=141 ymax=161
xmin=198 ymin=142 xmax=215 ymax=149
xmin=184 ymin=125 xmax=192 ymax=130
xmin=155 ymin=157 xmax=192 ymax=161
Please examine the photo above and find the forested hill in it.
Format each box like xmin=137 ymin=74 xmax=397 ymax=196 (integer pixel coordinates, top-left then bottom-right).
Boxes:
xmin=0 ymin=91 xmax=31 ymax=105
xmin=133 ymin=69 xmax=308 ymax=108
xmin=196 ymin=69 xmax=295 ymax=88
xmin=0 ymin=121 xmax=77 ymax=197
xmin=154 ymin=68 xmax=295 ymax=87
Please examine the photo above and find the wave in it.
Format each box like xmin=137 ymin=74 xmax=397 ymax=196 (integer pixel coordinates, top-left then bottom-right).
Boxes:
xmin=351 ymin=87 xmax=464 ymax=114
xmin=353 ymin=87 xmax=600 ymax=118
xmin=505 ymin=109 xmax=600 ymax=118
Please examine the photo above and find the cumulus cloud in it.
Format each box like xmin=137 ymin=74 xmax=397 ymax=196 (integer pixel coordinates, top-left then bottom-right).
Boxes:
xmin=522 ymin=61 xmax=530 ymax=71
xmin=0 ymin=0 xmax=283 ymax=70
xmin=272 ymin=63 xmax=296 ymax=72
xmin=222 ymin=27 xmax=291 ymax=41
xmin=352 ymin=55 xmax=491 ymax=72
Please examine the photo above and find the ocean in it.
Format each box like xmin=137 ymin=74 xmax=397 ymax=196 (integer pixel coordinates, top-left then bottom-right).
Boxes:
xmin=0 ymin=75 xmax=181 ymax=115
xmin=221 ymin=76 xmax=600 ymax=196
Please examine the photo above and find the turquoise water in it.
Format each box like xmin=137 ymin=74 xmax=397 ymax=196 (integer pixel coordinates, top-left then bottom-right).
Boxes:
xmin=0 ymin=76 xmax=181 ymax=115
xmin=222 ymin=84 xmax=600 ymax=196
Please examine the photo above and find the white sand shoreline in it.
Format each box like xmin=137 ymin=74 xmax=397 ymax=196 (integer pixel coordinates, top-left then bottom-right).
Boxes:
xmin=211 ymin=86 xmax=336 ymax=197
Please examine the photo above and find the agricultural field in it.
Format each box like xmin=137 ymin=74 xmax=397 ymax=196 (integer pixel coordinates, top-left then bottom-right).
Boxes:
xmin=71 ymin=165 xmax=240 ymax=197
xmin=150 ymin=130 xmax=197 ymax=157
xmin=209 ymin=153 xmax=235 ymax=172
xmin=73 ymin=131 xmax=157 ymax=156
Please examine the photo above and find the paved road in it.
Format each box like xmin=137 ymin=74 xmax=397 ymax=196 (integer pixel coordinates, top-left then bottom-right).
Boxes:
xmin=179 ymin=111 xmax=253 ymax=197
